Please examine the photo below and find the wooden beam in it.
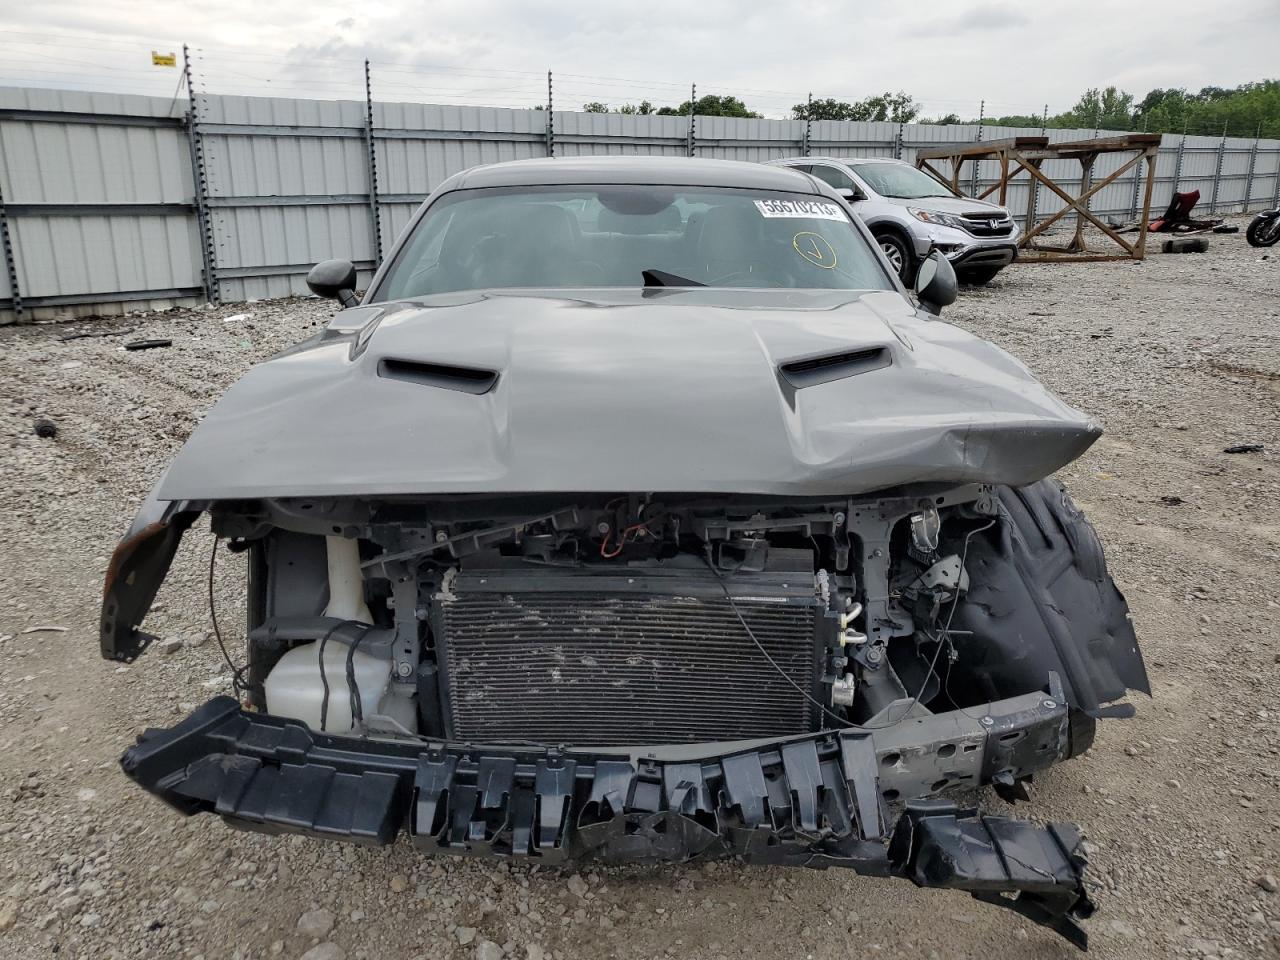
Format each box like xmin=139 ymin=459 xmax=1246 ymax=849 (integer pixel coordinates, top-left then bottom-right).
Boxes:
xmin=915 ymin=136 xmax=1047 ymax=161
xmin=1072 ymin=154 xmax=1097 ymax=253
xmin=1017 ymin=252 xmax=1133 ymax=263
xmin=1135 ymin=148 xmax=1158 ymax=260
xmin=1020 ymin=167 xmax=1136 ymax=255
xmin=1015 ymin=150 xmax=1146 ymax=255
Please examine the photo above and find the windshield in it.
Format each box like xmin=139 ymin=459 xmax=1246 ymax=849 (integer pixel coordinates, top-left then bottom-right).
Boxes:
xmin=372 ymin=185 xmax=893 ymax=300
xmin=849 ymin=163 xmax=956 ymax=200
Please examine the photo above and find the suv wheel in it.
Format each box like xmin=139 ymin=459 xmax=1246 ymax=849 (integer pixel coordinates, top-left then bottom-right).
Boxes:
xmin=874 ymin=231 xmax=915 ymax=284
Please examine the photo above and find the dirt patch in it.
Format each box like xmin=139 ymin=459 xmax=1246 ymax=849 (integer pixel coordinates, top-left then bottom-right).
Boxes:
xmin=0 ymin=218 xmax=1277 ymax=960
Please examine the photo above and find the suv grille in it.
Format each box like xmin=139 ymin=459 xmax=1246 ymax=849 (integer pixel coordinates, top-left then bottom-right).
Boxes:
xmin=961 ymin=212 xmax=1015 ymax=237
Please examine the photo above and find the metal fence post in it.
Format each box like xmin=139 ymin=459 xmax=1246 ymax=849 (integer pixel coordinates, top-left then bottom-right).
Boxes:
xmin=1209 ymin=123 xmax=1227 ymax=214
xmin=545 ymin=71 xmax=554 ymax=157
xmin=686 ymin=83 xmax=697 ymax=157
xmin=1274 ymin=145 xmax=1280 ymax=208
xmin=0 ymin=179 xmax=22 ymax=323
xmin=969 ymin=99 xmax=984 ymax=196
xmin=1242 ymin=128 xmax=1259 ymax=213
xmin=1173 ymin=131 xmax=1186 ymax=190
xmin=363 ymin=59 xmax=383 ymax=265
xmin=802 ymin=93 xmax=811 ymax=157
xmin=183 ymin=44 xmax=219 ymax=305
xmin=894 ymin=119 xmax=904 ymax=161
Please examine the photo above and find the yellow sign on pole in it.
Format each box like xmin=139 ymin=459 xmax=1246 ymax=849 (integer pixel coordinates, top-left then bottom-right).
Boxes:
xmin=151 ymin=51 xmax=177 ymax=67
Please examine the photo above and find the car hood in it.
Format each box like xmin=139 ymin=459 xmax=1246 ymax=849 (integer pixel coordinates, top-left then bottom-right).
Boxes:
xmin=157 ymin=288 xmax=1098 ymax=499
xmin=880 ymin=195 xmax=1009 ymax=216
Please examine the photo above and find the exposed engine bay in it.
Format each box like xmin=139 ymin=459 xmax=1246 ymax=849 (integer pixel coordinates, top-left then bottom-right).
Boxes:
xmin=192 ymin=479 xmax=1141 ymax=754
xmin=103 ymin=476 xmax=1145 ymax=948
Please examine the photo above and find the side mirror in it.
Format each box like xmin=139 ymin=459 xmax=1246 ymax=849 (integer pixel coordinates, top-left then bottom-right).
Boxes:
xmin=913 ymin=251 xmax=958 ymax=316
xmin=840 ymin=189 xmax=863 ymax=203
xmin=307 ymin=259 xmax=359 ymax=308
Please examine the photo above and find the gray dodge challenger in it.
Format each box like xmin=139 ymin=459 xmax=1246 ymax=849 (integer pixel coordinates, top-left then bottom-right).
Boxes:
xmin=102 ymin=156 xmax=1147 ymax=948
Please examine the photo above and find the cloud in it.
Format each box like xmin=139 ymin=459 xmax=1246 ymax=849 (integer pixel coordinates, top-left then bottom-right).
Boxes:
xmin=906 ymin=3 xmax=1033 ymax=38
xmin=0 ymin=0 xmax=1276 ymax=118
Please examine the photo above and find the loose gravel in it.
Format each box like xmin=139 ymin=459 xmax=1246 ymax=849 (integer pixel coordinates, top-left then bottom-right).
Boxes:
xmin=0 ymin=218 xmax=1277 ymax=960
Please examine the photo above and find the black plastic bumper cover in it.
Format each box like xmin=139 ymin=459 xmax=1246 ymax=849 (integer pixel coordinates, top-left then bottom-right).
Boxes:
xmin=123 ymin=697 xmax=1097 ymax=948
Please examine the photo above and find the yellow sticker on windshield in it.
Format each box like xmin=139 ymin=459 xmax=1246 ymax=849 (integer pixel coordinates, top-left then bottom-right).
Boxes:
xmin=793 ymin=232 xmax=837 ymax=269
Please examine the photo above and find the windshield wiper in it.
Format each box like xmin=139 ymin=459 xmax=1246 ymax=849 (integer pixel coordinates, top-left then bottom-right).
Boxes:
xmin=642 ymin=269 xmax=705 ymax=288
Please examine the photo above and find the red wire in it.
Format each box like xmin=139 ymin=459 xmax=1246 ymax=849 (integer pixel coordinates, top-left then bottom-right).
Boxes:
xmin=600 ymin=522 xmax=648 ymax=558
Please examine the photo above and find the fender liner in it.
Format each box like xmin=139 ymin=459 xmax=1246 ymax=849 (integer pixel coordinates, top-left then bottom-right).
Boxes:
xmin=950 ymin=478 xmax=1150 ymax=718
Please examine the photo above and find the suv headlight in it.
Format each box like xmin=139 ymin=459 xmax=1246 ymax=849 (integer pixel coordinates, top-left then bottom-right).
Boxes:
xmin=909 ymin=208 xmax=967 ymax=230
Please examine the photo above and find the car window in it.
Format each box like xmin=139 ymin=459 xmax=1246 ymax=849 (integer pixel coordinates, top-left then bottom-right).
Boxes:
xmin=809 ymin=165 xmax=857 ymax=192
xmin=372 ymin=185 xmax=894 ymax=299
xmin=848 ymin=163 xmax=956 ymax=200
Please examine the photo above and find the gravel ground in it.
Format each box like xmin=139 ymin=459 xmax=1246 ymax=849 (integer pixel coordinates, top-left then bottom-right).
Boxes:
xmin=1 ymin=219 xmax=1278 ymax=960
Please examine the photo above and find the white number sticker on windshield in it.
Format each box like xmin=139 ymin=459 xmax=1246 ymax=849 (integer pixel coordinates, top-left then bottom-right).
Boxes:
xmin=753 ymin=198 xmax=846 ymax=221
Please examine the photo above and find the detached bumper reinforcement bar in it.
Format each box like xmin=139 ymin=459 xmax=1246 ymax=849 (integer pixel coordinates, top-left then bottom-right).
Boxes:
xmin=122 ymin=695 xmax=1096 ymax=948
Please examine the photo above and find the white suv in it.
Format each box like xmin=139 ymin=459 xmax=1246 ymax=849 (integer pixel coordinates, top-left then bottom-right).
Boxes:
xmin=769 ymin=156 xmax=1019 ymax=285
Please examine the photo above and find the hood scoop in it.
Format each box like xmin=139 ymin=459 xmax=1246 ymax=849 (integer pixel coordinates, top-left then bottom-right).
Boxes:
xmin=778 ymin=346 xmax=891 ymax=391
xmin=377 ymin=357 xmax=499 ymax=395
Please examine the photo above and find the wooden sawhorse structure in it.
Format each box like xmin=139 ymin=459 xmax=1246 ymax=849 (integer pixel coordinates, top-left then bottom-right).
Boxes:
xmin=915 ymin=133 xmax=1163 ymax=262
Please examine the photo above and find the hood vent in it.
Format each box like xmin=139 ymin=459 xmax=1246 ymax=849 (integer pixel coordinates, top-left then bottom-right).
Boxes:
xmin=778 ymin=346 xmax=891 ymax=391
xmin=377 ymin=357 xmax=499 ymax=395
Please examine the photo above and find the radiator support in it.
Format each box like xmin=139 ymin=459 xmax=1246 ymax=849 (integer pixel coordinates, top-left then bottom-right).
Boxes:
xmin=432 ymin=555 xmax=826 ymax=746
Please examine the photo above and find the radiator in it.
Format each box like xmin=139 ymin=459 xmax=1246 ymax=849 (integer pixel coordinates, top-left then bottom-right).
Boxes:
xmin=434 ymin=561 xmax=824 ymax=746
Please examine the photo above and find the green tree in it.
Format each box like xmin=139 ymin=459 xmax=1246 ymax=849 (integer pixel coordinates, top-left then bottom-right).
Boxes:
xmin=791 ymin=91 xmax=919 ymax=122
xmin=983 ymin=113 xmax=1045 ymax=129
xmin=619 ymin=100 xmax=655 ymax=115
xmin=792 ymin=97 xmax=857 ymax=120
xmin=582 ymin=101 xmax=609 ymax=113
xmin=656 ymin=94 xmax=761 ymax=118
xmin=1060 ymin=86 xmax=1135 ymax=130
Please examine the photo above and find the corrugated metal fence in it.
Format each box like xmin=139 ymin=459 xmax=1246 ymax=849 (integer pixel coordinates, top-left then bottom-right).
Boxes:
xmin=2 ymin=84 xmax=1278 ymax=323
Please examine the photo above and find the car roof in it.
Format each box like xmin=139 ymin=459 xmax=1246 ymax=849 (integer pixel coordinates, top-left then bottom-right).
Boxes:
xmin=811 ymin=156 xmax=906 ymax=165
xmin=448 ymin=155 xmax=821 ymax=192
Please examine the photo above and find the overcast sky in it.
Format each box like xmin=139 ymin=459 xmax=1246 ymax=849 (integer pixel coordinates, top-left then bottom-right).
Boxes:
xmin=3 ymin=0 xmax=1278 ymax=118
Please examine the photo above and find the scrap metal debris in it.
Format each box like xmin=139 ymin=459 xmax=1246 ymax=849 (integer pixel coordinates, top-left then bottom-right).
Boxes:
xmin=124 ymin=339 xmax=173 ymax=351
xmin=1223 ymin=443 xmax=1264 ymax=454
xmin=1149 ymin=190 xmax=1223 ymax=234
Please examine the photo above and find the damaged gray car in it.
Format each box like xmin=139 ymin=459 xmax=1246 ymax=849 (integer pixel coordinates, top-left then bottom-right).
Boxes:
xmin=101 ymin=157 xmax=1147 ymax=949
